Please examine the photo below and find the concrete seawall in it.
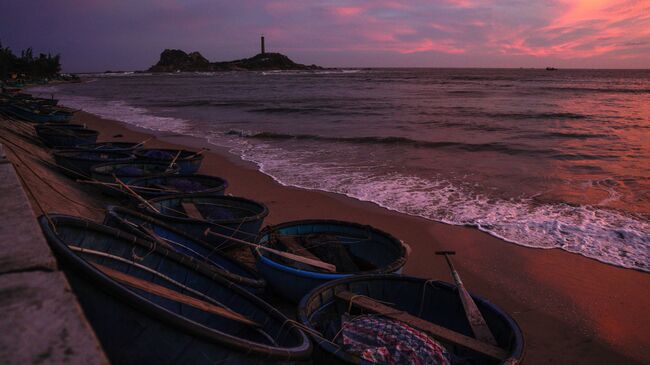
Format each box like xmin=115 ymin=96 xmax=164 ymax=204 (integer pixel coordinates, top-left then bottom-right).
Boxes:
xmin=0 ymin=143 xmax=108 ymax=364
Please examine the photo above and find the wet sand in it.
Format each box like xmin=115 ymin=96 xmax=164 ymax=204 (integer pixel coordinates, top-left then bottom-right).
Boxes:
xmin=1 ymin=109 xmax=649 ymax=364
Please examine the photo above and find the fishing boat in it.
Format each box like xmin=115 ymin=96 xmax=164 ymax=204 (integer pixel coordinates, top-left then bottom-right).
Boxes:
xmin=143 ymin=194 xmax=268 ymax=251
xmin=4 ymin=103 xmax=56 ymax=123
xmin=129 ymin=174 xmax=228 ymax=199
xmin=104 ymin=206 xmax=266 ymax=292
xmin=298 ymin=274 xmax=524 ymax=365
xmin=5 ymin=102 xmax=72 ymax=123
xmin=53 ymin=150 xmax=135 ymax=177
xmin=253 ymin=220 xmax=409 ymax=302
xmin=38 ymin=127 xmax=99 ymax=147
xmin=70 ymin=141 xmax=144 ymax=152
xmin=135 ymin=148 xmax=204 ymax=174
xmin=39 ymin=214 xmax=311 ymax=364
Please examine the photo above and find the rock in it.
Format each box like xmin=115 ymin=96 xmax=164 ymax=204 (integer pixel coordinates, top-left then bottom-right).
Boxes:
xmin=147 ymin=49 xmax=323 ymax=72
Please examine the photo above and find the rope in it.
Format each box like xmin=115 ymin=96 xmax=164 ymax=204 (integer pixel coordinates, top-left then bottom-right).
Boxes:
xmin=0 ymin=136 xmax=104 ymax=212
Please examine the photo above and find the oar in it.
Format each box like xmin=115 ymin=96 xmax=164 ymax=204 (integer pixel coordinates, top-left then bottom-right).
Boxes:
xmin=436 ymin=251 xmax=498 ymax=345
xmin=76 ymin=179 xmax=176 ymax=192
xmin=133 ymin=138 xmax=152 ymax=149
xmin=168 ymin=150 xmax=182 ymax=170
xmin=113 ymin=175 xmax=160 ymax=214
xmin=92 ymin=262 xmax=260 ymax=327
xmin=204 ymin=228 xmax=337 ymax=273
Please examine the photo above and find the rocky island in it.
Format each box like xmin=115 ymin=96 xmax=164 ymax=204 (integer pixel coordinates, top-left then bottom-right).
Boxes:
xmin=147 ymin=49 xmax=322 ymax=72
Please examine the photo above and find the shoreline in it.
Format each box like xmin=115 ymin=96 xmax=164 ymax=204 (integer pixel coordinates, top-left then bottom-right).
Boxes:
xmin=73 ymin=110 xmax=650 ymax=364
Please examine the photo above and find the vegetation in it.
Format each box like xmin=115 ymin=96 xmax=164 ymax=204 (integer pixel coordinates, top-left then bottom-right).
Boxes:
xmin=0 ymin=41 xmax=61 ymax=81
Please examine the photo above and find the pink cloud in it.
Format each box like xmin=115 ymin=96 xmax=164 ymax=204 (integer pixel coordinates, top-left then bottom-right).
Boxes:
xmin=333 ymin=6 xmax=364 ymax=17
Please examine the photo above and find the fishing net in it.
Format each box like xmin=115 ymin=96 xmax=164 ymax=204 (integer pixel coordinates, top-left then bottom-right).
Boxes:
xmin=341 ymin=314 xmax=451 ymax=365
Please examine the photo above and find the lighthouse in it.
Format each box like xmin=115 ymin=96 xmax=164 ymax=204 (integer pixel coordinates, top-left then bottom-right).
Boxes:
xmin=260 ymin=35 xmax=265 ymax=54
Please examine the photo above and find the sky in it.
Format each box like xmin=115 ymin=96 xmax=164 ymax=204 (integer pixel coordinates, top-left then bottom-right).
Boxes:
xmin=1 ymin=0 xmax=649 ymax=72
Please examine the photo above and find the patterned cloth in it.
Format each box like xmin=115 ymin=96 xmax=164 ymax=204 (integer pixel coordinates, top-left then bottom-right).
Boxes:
xmin=341 ymin=314 xmax=451 ymax=365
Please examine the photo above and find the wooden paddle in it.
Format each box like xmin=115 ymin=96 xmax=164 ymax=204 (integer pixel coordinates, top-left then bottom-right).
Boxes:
xmin=436 ymin=251 xmax=498 ymax=345
xmin=204 ymin=228 xmax=337 ymax=273
xmin=336 ymin=291 xmax=509 ymax=361
xmin=92 ymin=262 xmax=260 ymax=327
xmin=113 ymin=175 xmax=160 ymax=213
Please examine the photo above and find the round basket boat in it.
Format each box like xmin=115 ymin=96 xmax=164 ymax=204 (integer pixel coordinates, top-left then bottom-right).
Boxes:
xmin=38 ymin=127 xmax=99 ymax=148
xmin=39 ymin=214 xmax=311 ymax=365
xmin=53 ymin=150 xmax=134 ymax=177
xmin=135 ymin=148 xmax=204 ymax=174
xmin=90 ymin=161 xmax=179 ymax=197
xmin=299 ymin=274 xmax=524 ymax=365
xmin=143 ymin=194 xmax=268 ymax=252
xmin=254 ymin=220 xmax=409 ymax=302
xmin=129 ymin=174 xmax=228 ymax=199
xmin=104 ymin=205 xmax=266 ymax=292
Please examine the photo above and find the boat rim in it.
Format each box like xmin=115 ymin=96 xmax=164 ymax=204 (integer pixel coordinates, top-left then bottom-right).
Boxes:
xmin=297 ymin=273 xmax=525 ymax=364
xmin=146 ymin=193 xmax=269 ymax=224
xmin=253 ymin=219 xmax=408 ymax=276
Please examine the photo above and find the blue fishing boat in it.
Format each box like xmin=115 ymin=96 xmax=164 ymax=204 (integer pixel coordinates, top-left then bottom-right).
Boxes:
xmin=129 ymin=174 xmax=228 ymax=199
xmin=53 ymin=150 xmax=135 ymax=177
xmin=254 ymin=220 xmax=409 ymax=302
xmin=104 ymin=206 xmax=265 ymax=292
xmin=135 ymin=148 xmax=204 ymax=174
xmin=144 ymin=194 xmax=268 ymax=252
xmin=4 ymin=103 xmax=53 ymax=123
xmin=299 ymin=274 xmax=524 ymax=365
xmin=39 ymin=215 xmax=311 ymax=365
xmin=38 ymin=127 xmax=99 ymax=147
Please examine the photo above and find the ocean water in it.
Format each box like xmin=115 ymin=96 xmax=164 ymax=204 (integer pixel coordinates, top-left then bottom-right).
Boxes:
xmin=32 ymin=69 xmax=650 ymax=272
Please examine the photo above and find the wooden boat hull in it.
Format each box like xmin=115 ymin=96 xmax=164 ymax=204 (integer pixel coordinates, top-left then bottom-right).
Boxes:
xmin=52 ymin=150 xmax=134 ymax=177
xmin=104 ymin=205 xmax=266 ymax=292
xmin=39 ymin=215 xmax=311 ymax=365
xmin=129 ymin=174 xmax=228 ymax=199
xmin=144 ymin=194 xmax=268 ymax=251
xmin=254 ymin=220 xmax=408 ymax=302
xmin=135 ymin=148 xmax=204 ymax=174
xmin=299 ymin=274 xmax=524 ymax=365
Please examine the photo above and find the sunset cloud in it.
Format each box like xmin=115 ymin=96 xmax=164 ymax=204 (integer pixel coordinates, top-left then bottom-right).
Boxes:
xmin=0 ymin=0 xmax=648 ymax=70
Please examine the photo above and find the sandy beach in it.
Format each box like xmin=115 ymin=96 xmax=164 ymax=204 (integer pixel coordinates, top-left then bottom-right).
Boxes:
xmin=1 ymin=108 xmax=649 ymax=365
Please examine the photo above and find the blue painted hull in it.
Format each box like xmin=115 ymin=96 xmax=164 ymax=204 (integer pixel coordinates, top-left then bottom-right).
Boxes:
xmin=254 ymin=220 xmax=408 ymax=302
xmin=39 ymin=215 xmax=311 ymax=365
xmin=104 ymin=206 xmax=266 ymax=292
xmin=299 ymin=275 xmax=525 ymax=365
xmin=145 ymin=194 xmax=268 ymax=252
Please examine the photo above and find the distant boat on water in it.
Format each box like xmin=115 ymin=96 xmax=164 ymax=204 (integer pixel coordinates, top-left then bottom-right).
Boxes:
xmin=545 ymin=67 xmax=558 ymax=71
